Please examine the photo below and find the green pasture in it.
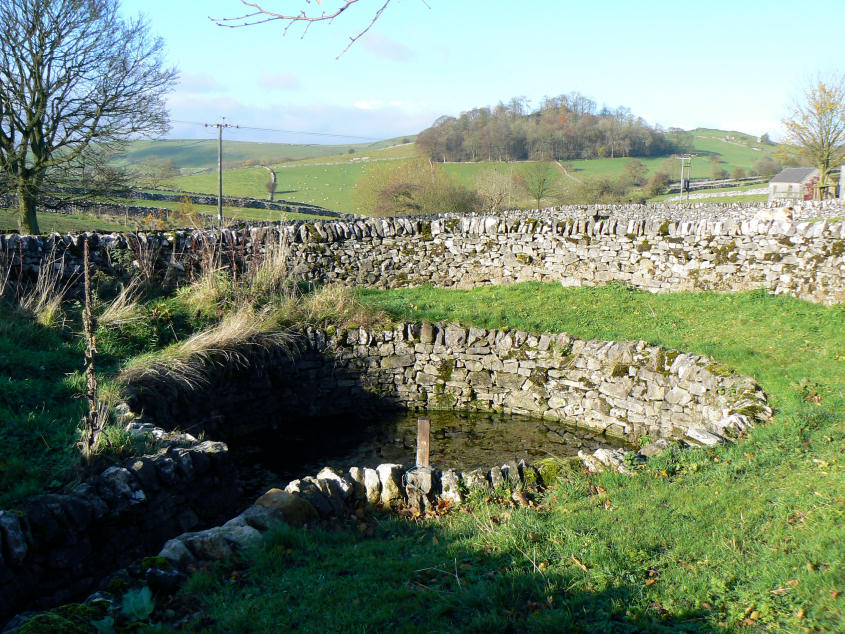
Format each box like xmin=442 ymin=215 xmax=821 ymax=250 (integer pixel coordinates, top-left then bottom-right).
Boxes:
xmin=0 ymin=208 xmax=126 ymax=233
xmin=155 ymin=285 xmax=843 ymax=632
xmin=114 ymin=136 xmax=413 ymax=172
xmin=162 ymin=127 xmax=781 ymax=215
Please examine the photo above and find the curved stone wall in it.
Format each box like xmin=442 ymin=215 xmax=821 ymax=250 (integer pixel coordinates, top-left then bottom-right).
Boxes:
xmin=126 ymin=322 xmax=772 ymax=447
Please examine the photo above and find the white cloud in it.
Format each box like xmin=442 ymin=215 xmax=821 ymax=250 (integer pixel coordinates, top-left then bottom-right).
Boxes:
xmin=361 ymin=32 xmax=413 ymax=62
xmin=164 ymin=94 xmax=438 ymax=142
xmin=177 ymin=72 xmax=224 ymax=94
xmin=258 ymin=72 xmax=301 ymax=91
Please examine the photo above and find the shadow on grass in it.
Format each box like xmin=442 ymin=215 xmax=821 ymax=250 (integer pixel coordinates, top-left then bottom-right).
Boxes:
xmin=178 ymin=517 xmax=718 ymax=633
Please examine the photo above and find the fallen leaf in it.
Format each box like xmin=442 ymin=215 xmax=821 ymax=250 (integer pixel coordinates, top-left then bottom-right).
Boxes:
xmin=571 ymin=555 xmax=588 ymax=572
xmin=787 ymin=579 xmax=799 ymax=587
xmin=794 ymin=608 xmax=805 ymax=619
xmin=645 ymin=578 xmax=656 ymax=586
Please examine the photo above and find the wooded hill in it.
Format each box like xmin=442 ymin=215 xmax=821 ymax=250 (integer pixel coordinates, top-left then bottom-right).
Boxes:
xmin=416 ymin=93 xmax=692 ymax=163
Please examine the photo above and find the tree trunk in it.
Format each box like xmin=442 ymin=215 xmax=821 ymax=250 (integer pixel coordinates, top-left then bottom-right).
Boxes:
xmin=17 ymin=178 xmax=40 ymax=235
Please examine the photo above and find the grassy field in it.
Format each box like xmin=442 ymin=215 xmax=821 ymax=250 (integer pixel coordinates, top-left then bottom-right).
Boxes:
xmin=142 ymin=284 xmax=843 ymax=632
xmin=162 ymin=127 xmax=781 ymax=214
xmin=0 ymin=208 xmax=127 ymax=233
xmin=113 ymin=136 xmax=414 ymax=172
xmin=3 ymin=277 xmax=843 ymax=631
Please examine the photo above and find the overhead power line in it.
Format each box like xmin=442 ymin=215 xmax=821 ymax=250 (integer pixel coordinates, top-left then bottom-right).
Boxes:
xmin=171 ymin=119 xmax=382 ymax=141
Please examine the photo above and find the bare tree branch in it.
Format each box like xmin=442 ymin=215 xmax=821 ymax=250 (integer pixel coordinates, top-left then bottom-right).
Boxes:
xmin=212 ymin=0 xmax=422 ymax=57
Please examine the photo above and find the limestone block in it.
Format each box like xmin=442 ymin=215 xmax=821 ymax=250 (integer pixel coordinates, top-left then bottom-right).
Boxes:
xmin=420 ymin=322 xmax=435 ymax=344
xmin=505 ymin=390 xmax=539 ymax=412
xmin=346 ymin=467 xmax=367 ymax=502
xmin=158 ymin=539 xmax=195 ymax=569
xmin=439 ymin=469 xmax=463 ymax=505
xmin=376 ymin=463 xmax=404 ymax=507
xmin=685 ymin=428 xmax=723 ymax=446
xmin=316 ymin=466 xmax=354 ymax=500
xmin=299 ymin=476 xmax=342 ymax=516
xmin=184 ymin=528 xmax=233 ymax=561
xmin=240 ymin=504 xmax=286 ymax=531
xmin=461 ymin=468 xmax=490 ymax=492
xmin=219 ymin=524 xmax=264 ymax=550
xmin=501 ymin=460 xmax=522 ymax=489
xmin=444 ymin=325 xmax=467 ymax=347
xmin=638 ymin=438 xmax=670 ymax=458
xmin=255 ymin=488 xmax=319 ymax=526
xmin=578 ymin=450 xmax=604 ymax=473
xmin=496 ymin=372 xmax=525 ymax=390
xmin=97 ymin=466 xmax=146 ymax=511
xmin=665 ymin=387 xmax=692 ymax=405
xmin=713 ymin=413 xmax=752 ymax=435
xmin=363 ymin=468 xmax=381 ymax=504
xmin=488 ymin=466 xmax=505 ymax=489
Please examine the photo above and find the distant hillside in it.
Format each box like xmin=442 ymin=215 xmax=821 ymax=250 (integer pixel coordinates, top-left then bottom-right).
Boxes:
xmin=112 ymin=135 xmax=416 ymax=172
xmin=165 ymin=127 xmax=782 ymax=214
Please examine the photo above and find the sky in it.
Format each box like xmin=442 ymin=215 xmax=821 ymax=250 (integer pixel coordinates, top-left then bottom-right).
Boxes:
xmin=120 ymin=0 xmax=845 ymax=145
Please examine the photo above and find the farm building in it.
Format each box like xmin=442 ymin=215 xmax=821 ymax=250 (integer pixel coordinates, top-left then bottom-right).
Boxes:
xmin=767 ymin=167 xmax=819 ymax=203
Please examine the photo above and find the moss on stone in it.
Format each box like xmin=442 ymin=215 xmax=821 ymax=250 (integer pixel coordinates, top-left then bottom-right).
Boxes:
xmin=706 ymin=363 xmax=735 ymax=377
xmin=304 ymin=224 xmax=324 ymax=243
xmin=108 ymin=576 xmax=131 ymax=595
xmin=515 ymin=253 xmax=533 ymax=265
xmin=438 ymin=359 xmax=455 ymax=383
xmin=535 ymin=456 xmax=579 ymax=484
xmin=636 ymin=239 xmax=651 ymax=252
xmin=419 ymin=222 xmax=433 ymax=242
xmin=140 ymin=555 xmax=173 ymax=571
xmin=611 ymin=363 xmax=631 ymax=378
xmin=658 ymin=221 xmax=670 ymax=235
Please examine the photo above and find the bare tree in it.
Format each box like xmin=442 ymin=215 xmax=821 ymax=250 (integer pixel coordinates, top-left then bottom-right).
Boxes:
xmin=782 ymin=73 xmax=845 ymax=199
xmin=520 ymin=162 xmax=558 ymax=211
xmin=213 ymin=1 xmax=415 ymax=56
xmin=0 ymin=0 xmax=177 ymax=234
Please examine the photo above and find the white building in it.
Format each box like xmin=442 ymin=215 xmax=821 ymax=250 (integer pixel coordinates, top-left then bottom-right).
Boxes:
xmin=767 ymin=167 xmax=819 ymax=203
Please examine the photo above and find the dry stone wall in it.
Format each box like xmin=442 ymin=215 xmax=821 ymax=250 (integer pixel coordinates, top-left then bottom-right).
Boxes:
xmin=0 ymin=431 xmax=238 ymax=624
xmin=126 ymin=323 xmax=771 ymax=449
xmin=3 ymin=202 xmax=843 ymax=305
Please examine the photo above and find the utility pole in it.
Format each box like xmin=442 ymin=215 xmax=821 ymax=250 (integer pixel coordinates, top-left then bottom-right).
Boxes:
xmin=675 ymin=154 xmax=694 ymax=202
xmin=204 ymin=118 xmax=238 ymax=226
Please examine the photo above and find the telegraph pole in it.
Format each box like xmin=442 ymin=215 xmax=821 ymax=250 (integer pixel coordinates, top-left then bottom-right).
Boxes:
xmin=204 ymin=118 xmax=238 ymax=226
xmin=675 ymin=154 xmax=694 ymax=202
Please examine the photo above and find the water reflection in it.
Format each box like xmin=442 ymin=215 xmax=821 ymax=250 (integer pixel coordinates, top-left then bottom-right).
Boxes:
xmin=233 ymin=409 xmax=630 ymax=499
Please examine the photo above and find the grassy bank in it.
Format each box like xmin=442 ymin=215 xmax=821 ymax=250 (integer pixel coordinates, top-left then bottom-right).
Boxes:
xmin=137 ymin=284 xmax=844 ymax=632
xmin=2 ymin=280 xmax=842 ymax=630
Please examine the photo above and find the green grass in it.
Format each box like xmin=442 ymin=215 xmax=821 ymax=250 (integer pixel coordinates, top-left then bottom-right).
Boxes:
xmin=165 ymin=127 xmax=780 ymax=214
xmin=147 ymin=284 xmax=845 ymax=632
xmin=167 ymin=163 xmax=370 ymax=214
xmin=113 ymin=137 xmax=413 ymax=172
xmin=0 ymin=208 xmax=126 ymax=233
xmin=0 ymin=304 xmax=87 ymax=505
xmin=0 ymin=289 xmax=205 ymax=507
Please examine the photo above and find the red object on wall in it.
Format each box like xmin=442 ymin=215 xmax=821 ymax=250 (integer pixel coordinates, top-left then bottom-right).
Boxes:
xmin=805 ymin=176 xmax=819 ymax=200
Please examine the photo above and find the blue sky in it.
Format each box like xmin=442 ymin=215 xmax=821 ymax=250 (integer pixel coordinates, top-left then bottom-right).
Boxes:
xmin=121 ymin=0 xmax=845 ymax=144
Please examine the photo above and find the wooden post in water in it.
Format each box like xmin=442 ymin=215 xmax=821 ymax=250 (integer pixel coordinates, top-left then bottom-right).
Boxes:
xmin=416 ymin=418 xmax=431 ymax=467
